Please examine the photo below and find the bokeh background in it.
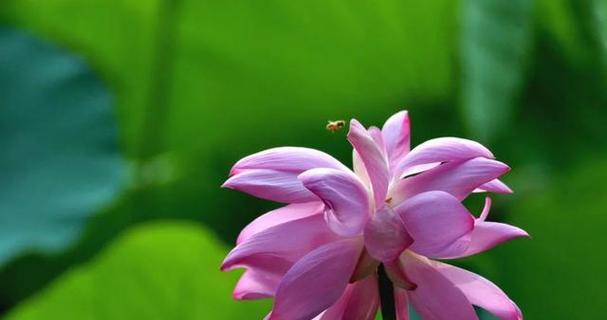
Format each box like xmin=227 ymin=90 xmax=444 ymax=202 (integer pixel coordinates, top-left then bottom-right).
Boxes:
xmin=1 ymin=0 xmax=606 ymax=319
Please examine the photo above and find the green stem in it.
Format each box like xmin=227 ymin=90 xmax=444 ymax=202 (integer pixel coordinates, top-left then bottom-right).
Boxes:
xmin=378 ymin=264 xmax=396 ymax=320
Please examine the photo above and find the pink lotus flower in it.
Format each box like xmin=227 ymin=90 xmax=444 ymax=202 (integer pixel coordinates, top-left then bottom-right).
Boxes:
xmin=221 ymin=111 xmax=528 ymax=320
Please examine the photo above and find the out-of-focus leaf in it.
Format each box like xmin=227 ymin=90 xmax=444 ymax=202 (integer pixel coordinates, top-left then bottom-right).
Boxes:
xmin=493 ymin=160 xmax=607 ymax=318
xmin=6 ymin=222 xmax=270 ymax=319
xmin=0 ymin=27 xmax=126 ymax=265
xmin=0 ymin=0 xmax=161 ymax=156
xmin=592 ymin=0 xmax=607 ymax=76
xmin=460 ymin=0 xmax=533 ymax=142
xmin=0 ymin=1 xmax=462 ymax=307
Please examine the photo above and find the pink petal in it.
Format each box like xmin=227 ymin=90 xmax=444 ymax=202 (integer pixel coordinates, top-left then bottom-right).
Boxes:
xmin=348 ymin=119 xmax=390 ymax=208
xmin=391 ymin=157 xmax=510 ymax=203
xmin=382 ymin=110 xmax=411 ymax=169
xmin=401 ymin=253 xmax=478 ymax=320
xmin=394 ymin=288 xmax=410 ymax=320
xmin=439 ymin=198 xmax=529 ymax=259
xmin=316 ymin=275 xmax=380 ymax=320
xmin=237 ymin=202 xmax=324 ymax=245
xmin=445 ymin=221 xmax=529 ymax=259
xmin=368 ymin=126 xmax=388 ymax=157
xmin=234 ymin=268 xmax=282 ymax=300
xmin=223 ymin=169 xmax=317 ymax=203
xmin=230 ymin=147 xmax=349 ymax=175
xmin=435 ymin=262 xmax=523 ymax=320
xmin=225 ymin=147 xmax=350 ymax=203
xmin=364 ymin=206 xmax=412 ymax=262
xmin=473 ymin=179 xmax=513 ymax=194
xmin=396 ymin=137 xmax=494 ymax=178
xmin=352 ymin=150 xmax=371 ymax=187
xmin=394 ymin=191 xmax=475 ymax=258
xmin=479 ymin=197 xmax=492 ymax=221
xmin=299 ymin=168 xmax=370 ymax=237
xmin=350 ymin=249 xmax=380 ymax=282
xmin=385 ymin=260 xmax=418 ymax=291
xmin=269 ymin=238 xmax=363 ymax=320
xmin=222 ymin=214 xmax=339 ymax=272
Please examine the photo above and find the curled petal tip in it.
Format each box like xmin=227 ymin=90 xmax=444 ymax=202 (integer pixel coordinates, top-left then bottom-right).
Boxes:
xmin=220 ymin=180 xmax=234 ymax=189
xmin=220 ymin=253 xmax=239 ymax=272
xmin=232 ymin=290 xmax=259 ymax=300
xmin=347 ymin=118 xmax=365 ymax=135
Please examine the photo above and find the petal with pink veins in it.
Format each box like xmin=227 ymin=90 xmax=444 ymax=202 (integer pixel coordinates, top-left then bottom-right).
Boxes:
xmin=364 ymin=206 xmax=412 ymax=262
xmin=299 ymin=168 xmax=370 ymax=237
xmin=348 ymin=119 xmax=390 ymax=208
xmin=438 ymin=198 xmax=529 ymax=259
xmin=269 ymin=238 xmax=363 ymax=320
xmin=444 ymin=221 xmax=529 ymax=259
xmin=353 ymin=150 xmax=371 ymax=187
xmin=230 ymin=146 xmax=349 ymax=174
xmin=237 ymin=202 xmax=324 ymax=244
xmin=382 ymin=110 xmax=411 ymax=169
xmin=396 ymin=137 xmax=494 ymax=178
xmin=222 ymin=214 xmax=339 ymax=271
xmin=222 ymin=169 xmax=317 ymax=203
xmin=368 ymin=126 xmax=388 ymax=157
xmin=315 ymin=275 xmax=380 ymax=320
xmin=234 ymin=267 xmax=283 ymax=300
xmin=473 ymin=179 xmax=513 ymax=194
xmin=391 ymin=157 xmax=510 ymax=203
xmin=401 ymin=253 xmax=478 ymax=320
xmin=434 ymin=262 xmax=523 ymax=320
xmin=394 ymin=191 xmax=475 ymax=258
xmin=225 ymin=147 xmax=350 ymax=203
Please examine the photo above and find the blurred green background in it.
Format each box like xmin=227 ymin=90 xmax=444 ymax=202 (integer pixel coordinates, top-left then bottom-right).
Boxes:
xmin=1 ymin=0 xmax=606 ymax=318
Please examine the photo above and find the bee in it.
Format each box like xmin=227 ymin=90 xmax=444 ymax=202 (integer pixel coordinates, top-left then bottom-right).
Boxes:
xmin=326 ymin=120 xmax=346 ymax=133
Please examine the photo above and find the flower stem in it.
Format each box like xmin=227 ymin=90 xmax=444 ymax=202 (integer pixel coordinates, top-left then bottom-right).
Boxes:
xmin=378 ymin=264 xmax=396 ymax=320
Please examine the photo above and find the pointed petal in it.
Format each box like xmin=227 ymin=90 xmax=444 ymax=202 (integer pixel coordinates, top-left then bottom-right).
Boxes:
xmin=237 ymin=202 xmax=324 ymax=244
xmin=392 ymin=157 xmax=510 ymax=203
xmin=473 ymin=179 xmax=513 ymax=194
xmin=438 ymin=198 xmax=529 ymax=259
xmin=435 ymin=263 xmax=523 ymax=320
xmin=317 ymin=275 xmax=380 ymax=320
xmin=231 ymin=147 xmax=348 ymax=175
xmin=382 ymin=110 xmax=411 ymax=168
xmin=233 ymin=268 xmax=282 ymax=300
xmin=225 ymin=147 xmax=350 ymax=202
xmin=396 ymin=137 xmax=494 ymax=178
xmin=364 ymin=206 xmax=412 ymax=262
xmin=223 ymin=169 xmax=317 ymax=203
xmin=401 ymin=253 xmax=478 ymax=320
xmin=353 ymin=150 xmax=371 ymax=187
xmin=299 ymin=168 xmax=370 ymax=237
xmin=270 ymin=238 xmax=363 ymax=320
xmin=394 ymin=191 xmax=474 ymax=258
xmin=222 ymin=214 xmax=339 ymax=271
xmin=444 ymin=221 xmax=529 ymax=259
xmin=348 ymin=119 xmax=390 ymax=208
xmin=369 ymin=126 xmax=387 ymax=155
xmin=394 ymin=288 xmax=410 ymax=320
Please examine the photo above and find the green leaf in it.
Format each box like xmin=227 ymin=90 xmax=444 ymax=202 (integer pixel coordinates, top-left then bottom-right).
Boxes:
xmin=460 ymin=0 xmax=533 ymax=142
xmin=0 ymin=26 xmax=126 ymax=265
xmin=0 ymin=0 xmax=462 ymax=304
xmin=0 ymin=0 xmax=162 ymax=156
xmin=6 ymin=222 xmax=270 ymax=319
